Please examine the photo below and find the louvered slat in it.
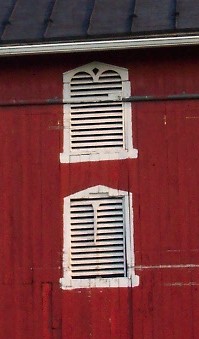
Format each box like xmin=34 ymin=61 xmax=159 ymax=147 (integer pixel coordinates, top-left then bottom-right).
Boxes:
xmin=70 ymin=196 xmax=126 ymax=279
xmin=72 ymin=257 xmax=124 ymax=265
xmin=72 ymin=234 xmax=123 ymax=242
xmin=71 ymin=124 xmax=123 ymax=131
xmin=72 ymin=101 xmax=122 ymax=109
xmin=71 ymin=141 xmax=123 ymax=149
xmin=69 ymin=70 xmax=124 ymax=151
xmin=71 ymin=240 xmax=124 ymax=247
xmin=71 ymin=197 xmax=122 ymax=205
xmin=71 ymin=117 xmax=123 ymax=125
xmin=71 ymin=245 xmax=124 ymax=254
xmin=72 ymin=263 xmax=124 ymax=271
xmin=71 ymin=83 xmax=122 ymax=90
xmin=72 ymin=251 xmax=124 ymax=258
xmin=72 ymin=270 xmax=124 ymax=278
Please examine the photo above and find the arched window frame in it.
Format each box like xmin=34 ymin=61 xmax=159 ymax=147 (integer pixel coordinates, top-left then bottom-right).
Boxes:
xmin=60 ymin=62 xmax=138 ymax=163
xmin=60 ymin=185 xmax=139 ymax=289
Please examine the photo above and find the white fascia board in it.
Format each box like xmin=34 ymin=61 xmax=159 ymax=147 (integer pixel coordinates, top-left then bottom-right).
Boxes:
xmin=0 ymin=35 xmax=199 ymax=56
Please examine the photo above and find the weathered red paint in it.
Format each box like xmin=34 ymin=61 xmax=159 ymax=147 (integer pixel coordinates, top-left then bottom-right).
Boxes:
xmin=1 ymin=47 xmax=199 ymax=338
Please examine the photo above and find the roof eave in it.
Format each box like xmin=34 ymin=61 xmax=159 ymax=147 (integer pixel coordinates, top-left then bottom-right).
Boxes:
xmin=0 ymin=34 xmax=199 ymax=56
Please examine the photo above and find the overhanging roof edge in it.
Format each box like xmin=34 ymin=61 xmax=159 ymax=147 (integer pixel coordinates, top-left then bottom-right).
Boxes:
xmin=0 ymin=34 xmax=199 ymax=56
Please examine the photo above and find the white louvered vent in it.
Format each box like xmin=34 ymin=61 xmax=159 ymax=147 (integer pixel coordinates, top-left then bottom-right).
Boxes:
xmin=61 ymin=185 xmax=139 ymax=289
xmin=60 ymin=62 xmax=138 ymax=163
xmin=70 ymin=70 xmax=124 ymax=151
xmin=70 ymin=196 xmax=126 ymax=279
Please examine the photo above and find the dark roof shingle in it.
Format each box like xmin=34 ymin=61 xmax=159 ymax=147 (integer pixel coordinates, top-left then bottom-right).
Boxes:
xmin=88 ymin=0 xmax=135 ymax=35
xmin=131 ymin=0 xmax=175 ymax=32
xmin=0 ymin=0 xmax=198 ymax=44
xmin=176 ymin=0 xmax=199 ymax=29
xmin=2 ymin=0 xmax=52 ymax=41
xmin=45 ymin=0 xmax=94 ymax=38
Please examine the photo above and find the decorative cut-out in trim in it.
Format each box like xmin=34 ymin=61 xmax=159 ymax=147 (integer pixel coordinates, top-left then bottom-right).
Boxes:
xmin=60 ymin=62 xmax=138 ymax=163
xmin=60 ymin=185 xmax=139 ymax=289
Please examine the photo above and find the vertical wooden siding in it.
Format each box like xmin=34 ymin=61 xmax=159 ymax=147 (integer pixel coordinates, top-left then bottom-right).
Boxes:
xmin=61 ymin=101 xmax=199 ymax=339
xmin=0 ymin=106 xmax=62 ymax=338
xmin=0 ymin=49 xmax=199 ymax=338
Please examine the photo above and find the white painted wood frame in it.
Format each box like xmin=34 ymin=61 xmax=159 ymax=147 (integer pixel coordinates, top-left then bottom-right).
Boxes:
xmin=60 ymin=185 xmax=139 ymax=289
xmin=60 ymin=62 xmax=138 ymax=163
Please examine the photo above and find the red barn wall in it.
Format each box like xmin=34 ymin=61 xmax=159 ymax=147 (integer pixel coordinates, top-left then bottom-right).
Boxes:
xmin=0 ymin=47 xmax=199 ymax=338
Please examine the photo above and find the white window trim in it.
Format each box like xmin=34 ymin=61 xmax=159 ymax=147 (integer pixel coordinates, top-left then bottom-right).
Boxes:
xmin=60 ymin=62 xmax=138 ymax=163
xmin=60 ymin=185 xmax=139 ymax=289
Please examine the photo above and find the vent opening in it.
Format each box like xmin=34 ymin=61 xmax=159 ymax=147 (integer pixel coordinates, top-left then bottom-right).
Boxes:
xmin=61 ymin=188 xmax=139 ymax=287
xmin=61 ymin=62 xmax=138 ymax=164
xmin=69 ymin=195 xmax=126 ymax=280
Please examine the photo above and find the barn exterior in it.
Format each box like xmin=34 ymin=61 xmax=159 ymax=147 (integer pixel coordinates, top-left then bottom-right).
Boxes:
xmin=1 ymin=1 xmax=199 ymax=338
